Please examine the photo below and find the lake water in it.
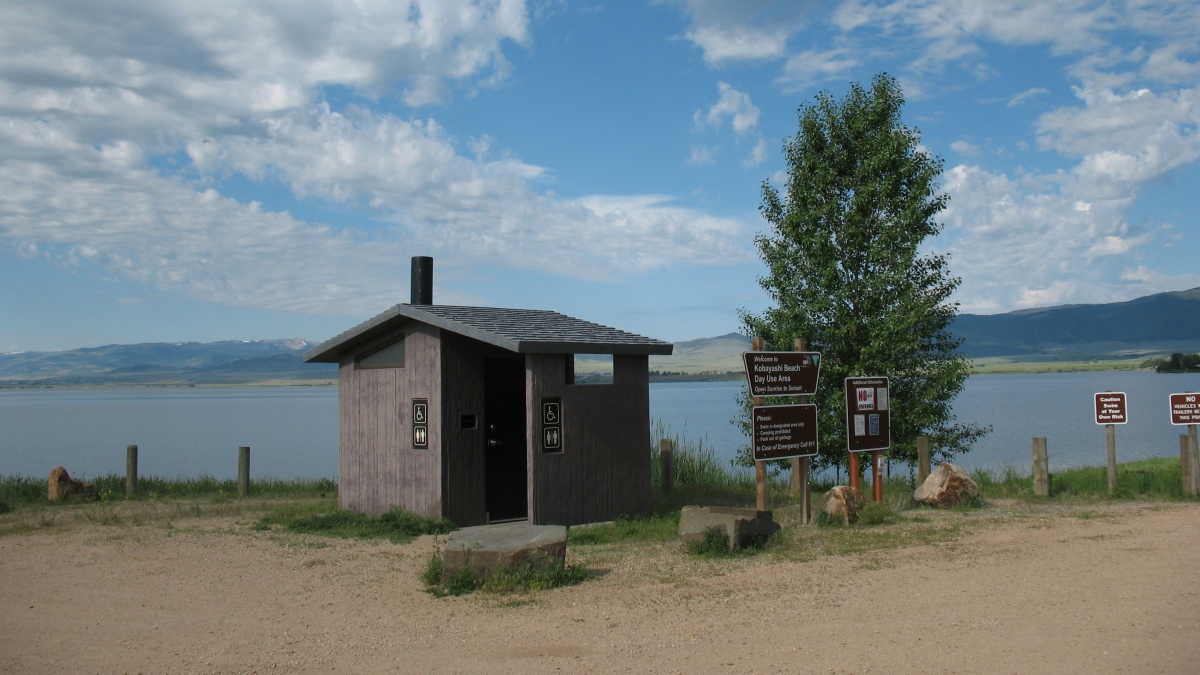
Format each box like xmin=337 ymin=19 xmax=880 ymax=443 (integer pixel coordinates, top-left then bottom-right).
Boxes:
xmin=2 ymin=371 xmax=1198 ymax=480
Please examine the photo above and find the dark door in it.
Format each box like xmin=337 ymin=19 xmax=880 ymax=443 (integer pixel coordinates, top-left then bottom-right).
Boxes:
xmin=484 ymin=357 xmax=528 ymax=522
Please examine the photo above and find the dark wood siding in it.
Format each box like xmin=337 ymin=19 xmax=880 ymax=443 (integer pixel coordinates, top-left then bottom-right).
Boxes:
xmin=529 ymin=354 xmax=652 ymax=525
xmin=337 ymin=322 xmax=443 ymax=517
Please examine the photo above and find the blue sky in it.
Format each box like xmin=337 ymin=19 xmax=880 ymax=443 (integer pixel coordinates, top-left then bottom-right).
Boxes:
xmin=2 ymin=0 xmax=1198 ymax=353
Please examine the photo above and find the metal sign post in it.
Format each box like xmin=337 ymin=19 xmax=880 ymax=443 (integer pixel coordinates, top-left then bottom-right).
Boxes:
xmin=845 ymin=376 xmax=890 ymax=502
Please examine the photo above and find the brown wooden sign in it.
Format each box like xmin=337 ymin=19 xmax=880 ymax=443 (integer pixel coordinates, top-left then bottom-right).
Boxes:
xmin=752 ymin=404 xmax=818 ymax=461
xmin=844 ymin=376 xmax=890 ymax=453
xmin=1094 ymin=392 xmax=1128 ymax=425
xmin=1170 ymin=393 xmax=1200 ymax=425
xmin=743 ymin=351 xmax=821 ymax=397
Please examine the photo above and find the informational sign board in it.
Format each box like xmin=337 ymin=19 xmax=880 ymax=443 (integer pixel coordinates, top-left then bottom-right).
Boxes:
xmin=541 ymin=398 xmax=563 ymax=453
xmin=844 ymin=377 xmax=890 ymax=453
xmin=1094 ymin=392 xmax=1128 ymax=425
xmin=743 ymin=351 xmax=822 ymax=397
xmin=1170 ymin=393 xmax=1200 ymax=425
xmin=752 ymin=404 xmax=818 ymax=461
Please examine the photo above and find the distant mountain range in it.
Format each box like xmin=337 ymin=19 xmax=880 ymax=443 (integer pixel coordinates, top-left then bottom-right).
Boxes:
xmin=3 ymin=288 xmax=1198 ymax=385
xmin=0 ymin=339 xmax=335 ymax=386
xmin=950 ymin=287 xmax=1200 ymax=360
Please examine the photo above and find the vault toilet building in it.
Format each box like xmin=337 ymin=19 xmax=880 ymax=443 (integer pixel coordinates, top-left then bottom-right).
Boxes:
xmin=304 ymin=257 xmax=673 ymax=526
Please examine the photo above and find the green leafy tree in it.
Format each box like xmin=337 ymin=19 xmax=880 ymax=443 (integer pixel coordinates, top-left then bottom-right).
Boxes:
xmin=738 ymin=73 xmax=988 ymax=475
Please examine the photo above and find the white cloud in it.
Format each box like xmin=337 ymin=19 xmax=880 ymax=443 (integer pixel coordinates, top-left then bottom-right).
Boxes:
xmin=0 ymin=134 xmax=409 ymax=315
xmin=0 ymin=0 xmax=757 ymax=317
xmin=688 ymin=144 xmax=718 ymax=166
xmin=744 ymin=138 xmax=770 ymax=167
xmin=657 ymin=0 xmax=820 ymax=65
xmin=841 ymin=0 xmax=1118 ymax=72
xmin=692 ymin=82 xmax=769 ymax=168
xmin=694 ymin=82 xmax=761 ymax=135
xmin=1036 ymin=83 xmax=1200 ymax=197
xmin=950 ymin=140 xmax=980 ymax=157
xmin=1008 ymin=87 xmax=1050 ymax=107
xmin=776 ymin=48 xmax=860 ymax=91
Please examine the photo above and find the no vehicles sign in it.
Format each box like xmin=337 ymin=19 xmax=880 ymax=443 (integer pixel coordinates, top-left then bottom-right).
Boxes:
xmin=1170 ymin=393 xmax=1200 ymax=425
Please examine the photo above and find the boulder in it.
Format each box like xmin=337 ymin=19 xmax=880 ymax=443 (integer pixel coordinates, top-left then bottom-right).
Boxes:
xmin=822 ymin=486 xmax=865 ymax=525
xmin=678 ymin=505 xmax=779 ymax=551
xmin=442 ymin=523 xmax=567 ymax=582
xmin=47 ymin=466 xmax=94 ymax=502
xmin=913 ymin=462 xmax=980 ymax=508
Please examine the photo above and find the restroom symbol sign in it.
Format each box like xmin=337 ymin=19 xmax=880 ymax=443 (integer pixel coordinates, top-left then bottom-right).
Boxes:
xmin=412 ymin=398 xmax=429 ymax=449
xmin=541 ymin=398 xmax=563 ymax=453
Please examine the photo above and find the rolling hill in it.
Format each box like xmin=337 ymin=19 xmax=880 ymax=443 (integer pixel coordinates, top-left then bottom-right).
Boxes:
xmin=3 ymin=288 xmax=1197 ymax=385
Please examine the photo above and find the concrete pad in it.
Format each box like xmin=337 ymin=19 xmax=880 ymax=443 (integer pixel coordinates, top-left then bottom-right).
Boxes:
xmin=442 ymin=523 xmax=567 ymax=582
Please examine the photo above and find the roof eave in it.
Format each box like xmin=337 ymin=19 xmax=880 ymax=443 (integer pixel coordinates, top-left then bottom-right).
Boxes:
xmin=303 ymin=303 xmax=674 ymax=362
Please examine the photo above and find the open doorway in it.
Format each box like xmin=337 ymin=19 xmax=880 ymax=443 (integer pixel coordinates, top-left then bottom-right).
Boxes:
xmin=483 ymin=357 xmax=528 ymax=522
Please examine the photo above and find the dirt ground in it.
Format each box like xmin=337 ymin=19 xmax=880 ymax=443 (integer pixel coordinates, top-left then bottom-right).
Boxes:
xmin=1 ymin=500 xmax=1197 ymax=674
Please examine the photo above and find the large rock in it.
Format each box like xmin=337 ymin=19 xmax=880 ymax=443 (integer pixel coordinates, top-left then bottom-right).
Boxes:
xmin=47 ymin=466 xmax=94 ymax=502
xmin=822 ymin=486 xmax=865 ymax=525
xmin=442 ymin=523 xmax=567 ymax=582
xmin=678 ymin=505 xmax=779 ymax=551
xmin=913 ymin=462 xmax=980 ymax=508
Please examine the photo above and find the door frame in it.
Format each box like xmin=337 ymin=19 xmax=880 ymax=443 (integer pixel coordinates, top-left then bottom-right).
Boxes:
xmin=482 ymin=356 xmax=529 ymax=522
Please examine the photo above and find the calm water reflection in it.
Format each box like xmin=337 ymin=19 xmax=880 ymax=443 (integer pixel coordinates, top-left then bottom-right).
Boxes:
xmin=2 ymin=371 xmax=1198 ymax=479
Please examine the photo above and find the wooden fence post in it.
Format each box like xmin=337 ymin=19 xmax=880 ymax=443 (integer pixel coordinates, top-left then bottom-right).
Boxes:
xmin=659 ymin=438 xmax=674 ymax=495
xmin=1032 ymin=437 xmax=1050 ymax=497
xmin=1192 ymin=431 xmax=1200 ymax=496
xmin=1191 ymin=426 xmax=1199 ymax=494
xmin=125 ymin=445 xmax=138 ymax=499
xmin=238 ymin=446 xmax=250 ymax=497
xmin=1183 ymin=434 xmax=1200 ymax=496
xmin=751 ymin=337 xmax=768 ymax=513
xmin=792 ymin=337 xmax=812 ymax=525
xmin=917 ymin=436 xmax=931 ymax=484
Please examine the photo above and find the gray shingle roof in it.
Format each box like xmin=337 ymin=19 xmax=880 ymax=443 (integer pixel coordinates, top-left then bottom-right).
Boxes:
xmin=303 ymin=304 xmax=674 ymax=363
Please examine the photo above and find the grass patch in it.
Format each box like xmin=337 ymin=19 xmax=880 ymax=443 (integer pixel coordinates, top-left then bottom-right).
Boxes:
xmin=683 ymin=525 xmax=777 ymax=557
xmin=256 ymin=506 xmax=455 ymax=543
xmin=651 ymin=420 xmax=755 ymax=494
xmin=0 ymin=474 xmax=338 ymax=508
xmin=970 ymin=357 xmax=1150 ymax=374
xmin=421 ymin=547 xmax=590 ymax=598
xmin=972 ymin=456 xmax=1197 ymax=501
xmin=568 ymin=514 xmax=679 ymax=546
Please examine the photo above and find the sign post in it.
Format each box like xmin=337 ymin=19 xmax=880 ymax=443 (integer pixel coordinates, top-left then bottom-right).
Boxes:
xmin=792 ymin=338 xmax=813 ymax=524
xmin=1169 ymin=393 xmax=1199 ymax=494
xmin=844 ymin=377 xmax=890 ymax=502
xmin=1094 ymin=392 xmax=1128 ymax=494
xmin=746 ymin=338 xmax=822 ymax=515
